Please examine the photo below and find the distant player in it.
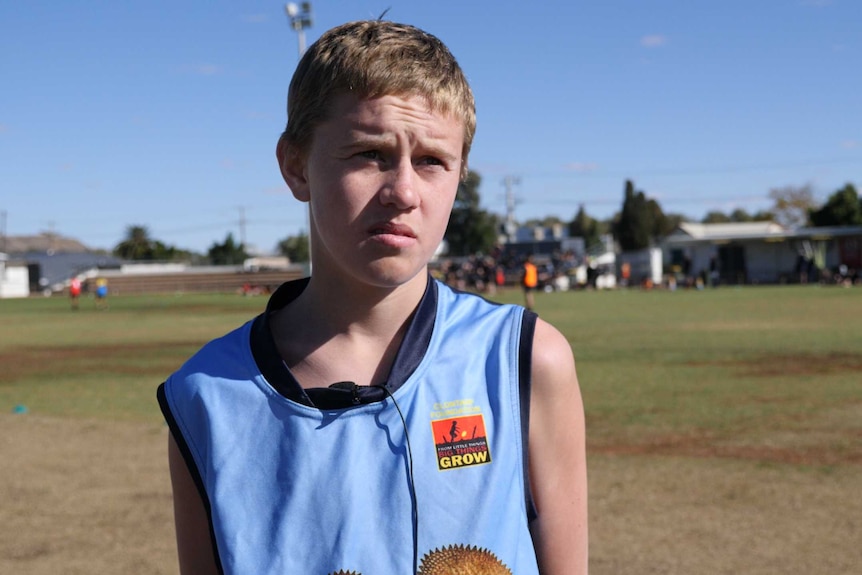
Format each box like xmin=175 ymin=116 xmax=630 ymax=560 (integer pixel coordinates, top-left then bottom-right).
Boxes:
xmin=94 ymin=277 xmax=108 ymax=309
xmin=521 ymin=255 xmax=539 ymax=310
xmin=69 ymin=277 xmax=82 ymax=310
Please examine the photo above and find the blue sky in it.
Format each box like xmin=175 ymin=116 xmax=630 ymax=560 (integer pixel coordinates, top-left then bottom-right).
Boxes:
xmin=1 ymin=0 xmax=859 ymax=254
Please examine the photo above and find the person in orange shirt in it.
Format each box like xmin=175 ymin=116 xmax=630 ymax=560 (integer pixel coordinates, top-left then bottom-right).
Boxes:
xmin=522 ymin=255 xmax=539 ymax=310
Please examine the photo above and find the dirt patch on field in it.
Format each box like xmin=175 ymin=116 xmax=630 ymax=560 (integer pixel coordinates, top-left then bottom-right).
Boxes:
xmin=1 ymin=414 xmax=176 ymax=575
xmin=588 ymin=453 xmax=862 ymax=575
xmin=687 ymin=351 xmax=862 ymax=377
xmin=0 ymin=342 xmax=203 ymax=383
xmin=3 ymin=413 xmax=862 ymax=575
xmin=591 ymin=431 xmax=862 ymax=466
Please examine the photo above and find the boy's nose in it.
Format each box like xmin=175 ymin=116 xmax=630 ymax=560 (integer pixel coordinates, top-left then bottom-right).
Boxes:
xmin=380 ymin=162 xmax=419 ymax=210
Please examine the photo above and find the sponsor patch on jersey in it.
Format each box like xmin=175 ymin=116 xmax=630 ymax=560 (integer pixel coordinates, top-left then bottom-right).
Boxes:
xmin=431 ymin=414 xmax=492 ymax=471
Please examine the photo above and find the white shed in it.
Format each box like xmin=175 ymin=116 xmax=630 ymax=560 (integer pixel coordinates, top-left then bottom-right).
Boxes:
xmin=0 ymin=253 xmax=30 ymax=298
xmin=662 ymin=222 xmax=862 ymax=285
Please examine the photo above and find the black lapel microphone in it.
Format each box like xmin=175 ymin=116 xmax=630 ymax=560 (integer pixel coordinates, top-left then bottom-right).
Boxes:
xmin=305 ymin=381 xmax=386 ymax=408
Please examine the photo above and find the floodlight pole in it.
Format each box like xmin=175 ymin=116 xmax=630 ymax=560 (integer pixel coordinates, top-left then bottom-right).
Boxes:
xmin=287 ymin=5 xmax=310 ymax=55
xmin=284 ymin=3 xmax=313 ymax=273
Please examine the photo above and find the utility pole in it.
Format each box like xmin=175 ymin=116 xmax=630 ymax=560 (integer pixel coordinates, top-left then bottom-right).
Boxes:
xmin=0 ymin=210 xmax=7 ymax=254
xmin=238 ymin=206 xmax=247 ymax=249
xmin=502 ymin=175 xmax=520 ymax=243
xmin=284 ymin=2 xmax=314 ymax=273
xmin=45 ymin=220 xmax=57 ymax=254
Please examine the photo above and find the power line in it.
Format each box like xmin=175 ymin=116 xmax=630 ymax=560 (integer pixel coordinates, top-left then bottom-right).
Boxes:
xmin=518 ymin=155 xmax=862 ymax=181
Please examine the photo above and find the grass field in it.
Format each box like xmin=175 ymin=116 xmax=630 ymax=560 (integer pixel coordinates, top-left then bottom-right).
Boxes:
xmin=2 ymin=285 xmax=861 ymax=574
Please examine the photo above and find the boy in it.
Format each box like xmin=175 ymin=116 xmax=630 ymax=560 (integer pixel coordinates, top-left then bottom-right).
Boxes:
xmin=158 ymin=20 xmax=587 ymax=575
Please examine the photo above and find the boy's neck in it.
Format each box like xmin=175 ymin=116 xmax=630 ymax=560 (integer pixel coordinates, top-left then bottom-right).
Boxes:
xmin=268 ymin=270 xmax=429 ymax=389
xmin=303 ymin=267 xmax=428 ymax=327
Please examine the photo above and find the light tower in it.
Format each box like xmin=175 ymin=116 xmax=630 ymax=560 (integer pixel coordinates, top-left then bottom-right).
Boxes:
xmin=284 ymin=3 xmax=313 ymax=272
xmin=285 ymin=3 xmax=313 ymax=56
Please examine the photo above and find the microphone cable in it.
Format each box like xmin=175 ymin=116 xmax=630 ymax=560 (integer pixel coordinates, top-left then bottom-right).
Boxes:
xmin=373 ymin=384 xmax=419 ymax=575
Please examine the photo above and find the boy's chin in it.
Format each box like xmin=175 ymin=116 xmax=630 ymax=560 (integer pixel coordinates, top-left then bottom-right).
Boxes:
xmin=359 ymin=259 xmax=429 ymax=289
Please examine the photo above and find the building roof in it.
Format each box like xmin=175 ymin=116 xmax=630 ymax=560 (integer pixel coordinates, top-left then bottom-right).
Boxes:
xmin=3 ymin=233 xmax=92 ymax=254
xmin=664 ymin=222 xmax=862 ymax=246
xmin=672 ymin=222 xmax=786 ymax=240
xmin=21 ymin=252 xmax=123 ymax=291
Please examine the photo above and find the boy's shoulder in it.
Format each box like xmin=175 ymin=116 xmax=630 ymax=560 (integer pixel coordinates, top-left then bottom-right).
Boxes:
xmin=434 ymin=278 xmax=527 ymax=330
xmin=170 ymin=319 xmax=256 ymax=382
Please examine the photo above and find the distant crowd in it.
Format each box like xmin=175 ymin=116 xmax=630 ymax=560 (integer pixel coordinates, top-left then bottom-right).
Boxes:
xmin=433 ymin=246 xmax=586 ymax=294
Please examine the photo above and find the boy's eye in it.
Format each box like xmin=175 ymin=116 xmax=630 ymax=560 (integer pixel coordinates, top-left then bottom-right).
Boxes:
xmin=358 ymin=150 xmax=382 ymax=160
xmin=419 ymin=156 xmax=444 ymax=167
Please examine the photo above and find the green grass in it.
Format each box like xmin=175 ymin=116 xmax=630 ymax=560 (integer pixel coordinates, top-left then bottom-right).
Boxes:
xmin=498 ymin=285 xmax=862 ymax=466
xmin=0 ymin=293 xmax=267 ymax=421
xmin=2 ymin=285 xmax=861 ymax=466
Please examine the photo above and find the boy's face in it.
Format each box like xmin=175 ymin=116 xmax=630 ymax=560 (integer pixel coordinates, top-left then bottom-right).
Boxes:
xmin=280 ymin=92 xmax=464 ymax=289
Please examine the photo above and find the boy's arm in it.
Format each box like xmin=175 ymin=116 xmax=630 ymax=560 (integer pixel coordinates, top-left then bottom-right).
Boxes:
xmin=527 ymin=318 xmax=589 ymax=574
xmin=168 ymin=433 xmax=221 ymax=575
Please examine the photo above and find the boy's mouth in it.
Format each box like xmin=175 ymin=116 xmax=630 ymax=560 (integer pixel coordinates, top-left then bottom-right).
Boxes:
xmin=369 ymin=222 xmax=417 ymax=238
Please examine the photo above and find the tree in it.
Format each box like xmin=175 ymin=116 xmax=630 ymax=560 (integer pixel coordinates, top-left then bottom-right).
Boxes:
xmin=702 ymin=211 xmax=732 ymax=224
xmin=150 ymin=240 xmax=194 ymax=261
xmin=768 ymin=184 xmax=816 ymax=228
xmin=809 ymin=183 xmax=862 ymax=227
xmin=114 ymin=225 xmax=155 ymax=260
xmin=277 ymin=232 xmax=310 ymax=263
xmin=751 ymin=209 xmax=774 ymax=222
xmin=113 ymin=224 xmax=196 ymax=261
xmin=647 ymin=198 xmax=677 ymax=239
xmin=568 ymin=204 xmax=602 ymax=250
xmin=208 ymin=233 xmax=248 ymax=265
xmin=444 ymin=170 xmax=499 ymax=256
xmin=729 ymin=208 xmax=754 ymax=222
xmin=703 ymin=208 xmax=773 ymax=223
xmin=615 ymin=180 xmax=653 ymax=251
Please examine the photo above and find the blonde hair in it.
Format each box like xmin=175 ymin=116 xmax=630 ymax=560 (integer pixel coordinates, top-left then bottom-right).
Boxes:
xmin=281 ymin=20 xmax=476 ymax=178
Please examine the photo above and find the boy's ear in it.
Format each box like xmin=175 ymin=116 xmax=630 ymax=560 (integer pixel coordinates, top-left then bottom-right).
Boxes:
xmin=276 ymin=137 xmax=310 ymax=202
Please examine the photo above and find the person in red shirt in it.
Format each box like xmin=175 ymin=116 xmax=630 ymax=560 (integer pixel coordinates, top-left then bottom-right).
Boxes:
xmin=69 ymin=277 xmax=82 ymax=310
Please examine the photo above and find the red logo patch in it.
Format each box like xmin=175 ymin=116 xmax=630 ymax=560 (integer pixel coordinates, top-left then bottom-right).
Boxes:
xmin=431 ymin=415 xmax=492 ymax=470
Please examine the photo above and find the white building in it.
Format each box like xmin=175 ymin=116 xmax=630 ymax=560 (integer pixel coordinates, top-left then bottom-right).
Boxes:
xmin=0 ymin=253 xmax=30 ymax=298
xmin=662 ymin=222 xmax=862 ymax=284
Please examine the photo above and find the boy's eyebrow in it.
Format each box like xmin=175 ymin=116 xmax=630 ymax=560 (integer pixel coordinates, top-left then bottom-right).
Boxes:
xmin=340 ymin=131 xmax=461 ymax=161
xmin=341 ymin=131 xmax=391 ymax=146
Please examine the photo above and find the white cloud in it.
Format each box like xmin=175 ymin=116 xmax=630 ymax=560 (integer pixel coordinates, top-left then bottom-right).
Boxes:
xmin=195 ymin=64 xmax=221 ymax=76
xmin=242 ymin=13 xmax=268 ymax=24
xmin=641 ymin=35 xmax=668 ymax=48
xmin=565 ymin=162 xmax=599 ymax=173
xmin=841 ymin=140 xmax=859 ymax=150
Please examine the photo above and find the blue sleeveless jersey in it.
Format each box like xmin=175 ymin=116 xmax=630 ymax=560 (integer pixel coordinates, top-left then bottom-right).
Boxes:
xmin=159 ymin=279 xmax=540 ymax=575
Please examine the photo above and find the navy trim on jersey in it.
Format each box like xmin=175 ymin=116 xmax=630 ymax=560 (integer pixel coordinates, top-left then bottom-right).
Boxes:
xmin=250 ymin=276 xmax=438 ymax=410
xmin=157 ymin=383 xmax=226 ymax=575
xmin=518 ymin=309 xmax=539 ymax=522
